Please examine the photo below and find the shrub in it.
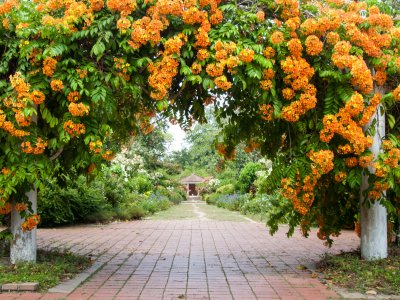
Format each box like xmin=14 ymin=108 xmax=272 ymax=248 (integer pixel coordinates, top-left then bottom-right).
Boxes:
xmin=214 ymin=194 xmax=249 ymax=211
xmin=216 ymin=184 xmax=235 ymax=194
xmin=205 ymin=193 xmax=220 ymax=205
xmin=238 ymin=162 xmax=262 ymax=193
xmin=130 ymin=175 xmax=153 ymax=194
xmin=114 ymin=204 xmax=146 ymax=220
xmin=85 ymin=210 xmax=115 ymax=223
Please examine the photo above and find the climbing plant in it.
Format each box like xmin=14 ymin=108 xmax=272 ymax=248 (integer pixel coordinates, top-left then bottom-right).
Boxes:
xmin=0 ymin=0 xmax=399 ymax=261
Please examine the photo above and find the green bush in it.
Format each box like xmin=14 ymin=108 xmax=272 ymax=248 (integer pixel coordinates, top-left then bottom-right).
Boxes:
xmin=130 ymin=175 xmax=153 ymax=194
xmin=85 ymin=210 xmax=115 ymax=223
xmin=39 ymin=176 xmax=109 ymax=226
xmin=205 ymin=193 xmax=221 ymax=205
xmin=216 ymin=184 xmax=235 ymax=194
xmin=238 ymin=162 xmax=262 ymax=193
xmin=114 ymin=204 xmax=146 ymax=220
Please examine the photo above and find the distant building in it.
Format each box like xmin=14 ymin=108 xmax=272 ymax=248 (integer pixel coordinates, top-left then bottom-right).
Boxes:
xmin=180 ymin=174 xmax=205 ymax=198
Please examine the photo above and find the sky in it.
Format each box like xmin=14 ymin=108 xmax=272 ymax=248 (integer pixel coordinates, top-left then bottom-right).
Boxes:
xmin=166 ymin=123 xmax=187 ymax=152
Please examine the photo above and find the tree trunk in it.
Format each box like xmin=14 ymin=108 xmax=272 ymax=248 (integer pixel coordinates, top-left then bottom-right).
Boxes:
xmin=360 ymin=102 xmax=387 ymax=260
xmin=10 ymin=189 xmax=37 ymax=264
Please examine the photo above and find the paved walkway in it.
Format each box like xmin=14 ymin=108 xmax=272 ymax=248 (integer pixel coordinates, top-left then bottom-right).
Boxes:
xmin=0 ymin=202 xmax=359 ymax=299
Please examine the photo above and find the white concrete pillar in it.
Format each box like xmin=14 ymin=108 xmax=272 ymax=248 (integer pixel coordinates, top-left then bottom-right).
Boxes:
xmin=10 ymin=189 xmax=37 ymax=264
xmin=360 ymin=102 xmax=387 ymax=260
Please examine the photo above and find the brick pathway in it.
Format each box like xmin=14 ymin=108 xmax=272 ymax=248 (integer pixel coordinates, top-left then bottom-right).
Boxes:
xmin=0 ymin=203 xmax=359 ymax=299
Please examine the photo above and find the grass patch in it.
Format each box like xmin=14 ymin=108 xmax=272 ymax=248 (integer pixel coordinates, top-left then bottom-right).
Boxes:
xmin=317 ymin=247 xmax=400 ymax=295
xmin=0 ymin=249 xmax=92 ymax=291
xmin=149 ymin=203 xmax=198 ymax=220
xmin=200 ymin=204 xmax=249 ymax=222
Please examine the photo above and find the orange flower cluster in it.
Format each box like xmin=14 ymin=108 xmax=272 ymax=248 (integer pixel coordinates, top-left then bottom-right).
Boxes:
xmin=148 ymin=55 xmax=179 ymax=100
xmin=275 ymin=0 xmax=300 ymax=25
xmin=393 ymin=85 xmax=400 ymax=101
xmin=67 ymin=91 xmax=80 ymax=103
xmin=68 ymin=102 xmax=90 ymax=117
xmin=326 ymin=32 xmax=340 ymax=45
xmin=191 ymin=62 xmax=202 ymax=74
xmin=140 ymin=119 xmax=155 ymax=135
xmin=345 ymin=157 xmax=358 ymax=167
xmin=214 ymin=75 xmax=232 ymax=90
xmin=15 ymin=112 xmax=31 ymax=127
xmin=0 ymin=0 xmax=19 ymax=15
xmin=280 ymin=55 xmax=316 ymax=122
xmin=197 ymin=49 xmax=209 ymax=61
xmin=102 ymin=150 xmax=115 ymax=161
xmin=256 ymin=10 xmax=265 ymax=22
xmin=260 ymin=104 xmax=274 ymax=121
xmin=216 ymin=143 xmax=235 ymax=160
xmin=1 ymin=121 xmax=30 ymax=137
xmin=383 ymin=148 xmax=400 ymax=168
xmin=89 ymin=140 xmax=103 ymax=154
xmin=263 ymin=47 xmax=275 ymax=59
xmin=42 ymin=57 xmax=57 ymax=77
xmin=305 ymin=35 xmax=323 ymax=56
xmin=64 ymin=120 xmax=85 ymax=137
xmin=206 ymin=63 xmax=224 ymax=77
xmin=238 ymin=48 xmax=254 ymax=63
xmin=30 ymin=90 xmax=45 ymax=105
xmin=334 ymin=172 xmax=347 ymax=182
xmin=21 ymin=138 xmax=48 ymax=154
xmin=244 ymin=140 xmax=259 ymax=153
xmin=76 ymin=69 xmax=88 ymax=79
xmin=309 ymin=150 xmax=334 ymax=175
xmin=50 ymin=79 xmax=64 ymax=92
xmin=358 ymin=93 xmax=381 ymax=126
xmin=164 ymin=35 xmax=184 ymax=55
xmin=358 ymin=154 xmax=374 ymax=168
xmin=270 ymin=31 xmax=284 ymax=45
xmin=15 ymin=203 xmax=27 ymax=212
xmin=0 ymin=202 xmax=12 ymax=215
xmin=287 ymin=38 xmax=302 ymax=57
xmin=107 ymin=0 xmax=136 ymax=16
xmin=90 ymin=0 xmax=103 ymax=11
xmin=39 ymin=0 xmax=93 ymax=32
xmin=21 ymin=214 xmax=40 ymax=231
xmin=320 ymin=92 xmax=374 ymax=156
xmin=281 ymin=174 xmax=317 ymax=216
xmin=116 ymin=17 xmax=131 ymax=32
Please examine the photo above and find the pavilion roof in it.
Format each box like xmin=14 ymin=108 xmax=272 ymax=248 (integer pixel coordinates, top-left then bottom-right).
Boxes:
xmin=180 ymin=174 xmax=205 ymax=184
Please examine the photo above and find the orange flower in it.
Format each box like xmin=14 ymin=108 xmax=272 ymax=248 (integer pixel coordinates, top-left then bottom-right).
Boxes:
xmin=256 ymin=10 xmax=265 ymax=22
xmin=42 ymin=57 xmax=57 ymax=77
xmin=21 ymin=214 xmax=40 ymax=231
xmin=50 ymin=79 xmax=64 ymax=92
xmin=64 ymin=120 xmax=86 ymax=137
xmin=270 ymin=31 xmax=284 ymax=45
xmin=263 ymin=47 xmax=275 ymax=58
xmin=15 ymin=203 xmax=27 ymax=212
xmin=68 ymin=102 xmax=90 ymax=117
xmin=67 ymin=91 xmax=80 ymax=103
xmin=30 ymin=90 xmax=45 ymax=105
xmin=305 ymin=35 xmax=323 ymax=56
xmin=238 ymin=48 xmax=255 ymax=63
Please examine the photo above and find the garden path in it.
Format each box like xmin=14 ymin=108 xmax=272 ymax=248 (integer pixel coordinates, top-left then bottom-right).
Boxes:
xmin=0 ymin=202 xmax=359 ymax=300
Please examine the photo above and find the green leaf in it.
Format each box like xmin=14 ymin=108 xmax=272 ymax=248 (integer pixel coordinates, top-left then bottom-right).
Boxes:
xmin=387 ymin=114 xmax=396 ymax=129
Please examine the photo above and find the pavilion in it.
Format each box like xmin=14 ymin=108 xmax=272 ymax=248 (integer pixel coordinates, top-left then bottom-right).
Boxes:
xmin=180 ymin=174 xmax=205 ymax=198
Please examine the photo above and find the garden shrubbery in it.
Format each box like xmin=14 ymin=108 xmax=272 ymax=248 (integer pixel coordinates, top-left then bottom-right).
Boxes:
xmin=38 ymin=167 xmax=185 ymax=227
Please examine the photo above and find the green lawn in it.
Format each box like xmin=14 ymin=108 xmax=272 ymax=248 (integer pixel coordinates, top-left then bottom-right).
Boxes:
xmin=149 ymin=202 xmax=250 ymax=222
xmin=317 ymin=248 xmax=400 ymax=295
xmin=0 ymin=250 xmax=91 ymax=291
